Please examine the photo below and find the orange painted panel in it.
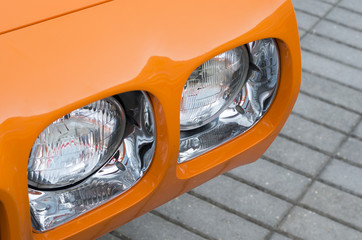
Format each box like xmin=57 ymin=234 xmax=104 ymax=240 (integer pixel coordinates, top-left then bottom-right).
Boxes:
xmin=0 ymin=0 xmax=111 ymax=34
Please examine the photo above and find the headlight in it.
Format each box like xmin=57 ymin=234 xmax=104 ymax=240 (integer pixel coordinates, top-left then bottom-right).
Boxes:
xmin=28 ymin=92 xmax=156 ymax=231
xmin=180 ymin=46 xmax=249 ymax=130
xmin=28 ymin=97 xmax=126 ymax=189
xmin=179 ymin=38 xmax=279 ymax=163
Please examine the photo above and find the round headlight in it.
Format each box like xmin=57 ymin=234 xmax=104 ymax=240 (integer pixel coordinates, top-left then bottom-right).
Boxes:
xmin=180 ymin=45 xmax=249 ymax=130
xmin=28 ymin=97 xmax=126 ymax=189
xmin=179 ymin=38 xmax=280 ymax=163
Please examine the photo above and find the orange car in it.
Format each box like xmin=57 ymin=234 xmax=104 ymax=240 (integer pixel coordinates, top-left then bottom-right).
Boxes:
xmin=0 ymin=0 xmax=300 ymax=239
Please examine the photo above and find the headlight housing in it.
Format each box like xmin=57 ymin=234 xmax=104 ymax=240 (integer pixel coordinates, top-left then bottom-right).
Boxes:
xmin=179 ymin=38 xmax=279 ymax=163
xmin=180 ymin=46 xmax=249 ymax=130
xmin=28 ymin=92 xmax=156 ymax=231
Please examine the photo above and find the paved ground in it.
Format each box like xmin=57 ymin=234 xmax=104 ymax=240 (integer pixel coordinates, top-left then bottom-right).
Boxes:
xmin=99 ymin=0 xmax=362 ymax=239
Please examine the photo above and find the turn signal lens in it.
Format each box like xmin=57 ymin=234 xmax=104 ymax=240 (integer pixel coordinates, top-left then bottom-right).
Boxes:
xmin=180 ymin=46 xmax=249 ymax=130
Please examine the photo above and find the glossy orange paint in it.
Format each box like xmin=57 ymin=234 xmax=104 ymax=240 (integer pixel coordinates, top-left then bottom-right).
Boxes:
xmin=0 ymin=0 xmax=112 ymax=34
xmin=0 ymin=0 xmax=300 ymax=239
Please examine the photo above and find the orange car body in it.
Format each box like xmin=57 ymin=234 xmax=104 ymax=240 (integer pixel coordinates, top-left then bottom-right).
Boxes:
xmin=0 ymin=0 xmax=301 ymax=239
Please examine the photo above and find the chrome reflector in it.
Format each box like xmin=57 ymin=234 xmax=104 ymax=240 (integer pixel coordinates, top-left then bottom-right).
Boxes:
xmin=179 ymin=38 xmax=279 ymax=163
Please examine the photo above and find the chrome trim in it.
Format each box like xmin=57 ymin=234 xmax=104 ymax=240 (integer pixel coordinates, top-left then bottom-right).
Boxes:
xmin=29 ymin=91 xmax=156 ymax=231
xmin=180 ymin=45 xmax=250 ymax=131
xmin=179 ymin=38 xmax=279 ymax=163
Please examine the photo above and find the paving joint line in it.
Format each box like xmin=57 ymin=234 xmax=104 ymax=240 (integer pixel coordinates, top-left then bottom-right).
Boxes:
xmin=325 ymin=18 xmax=362 ymax=33
xmin=150 ymin=210 xmax=211 ymax=240
xmin=190 ymin=180 xmax=362 ymax=238
xmin=299 ymin=90 xmax=362 ymax=115
xmin=301 ymin=47 xmax=362 ymax=71
xmin=295 ymin=14 xmax=362 ymax=52
xmin=224 ymin=171 xmax=297 ymax=203
xmin=316 ymin=0 xmax=334 ymax=5
xmin=278 ymin=133 xmax=334 ymax=156
xmin=187 ymin=191 xmax=303 ymax=240
xmin=295 ymin=8 xmax=362 ymax=35
xmin=333 ymin=155 xmax=362 ymax=169
xmin=301 ymin=68 xmax=362 ymax=94
xmin=294 ymin=8 xmax=326 ymax=20
xmin=265 ymin=155 xmax=362 ymax=208
xmin=262 ymin=155 xmax=362 ymax=200
xmin=109 ymin=231 xmax=133 ymax=240
xmin=298 ymin=202 xmax=362 ymax=233
xmin=290 ymin=111 xmax=350 ymax=136
xmin=224 ymin=167 xmax=362 ymax=227
xmin=297 ymin=0 xmax=349 ymax=44
xmin=307 ymin=31 xmax=362 ymax=52
xmin=278 ymin=133 xmax=362 ymax=173
xmin=336 ymin=5 xmax=362 ymax=15
xmin=261 ymin=156 xmax=315 ymax=178
xmin=223 ymin=170 xmax=362 ymax=234
xmin=281 ymin=2 xmax=362 ymax=18
xmin=295 ymin=7 xmax=362 ymax=39
xmin=299 ymin=31 xmax=308 ymax=39
xmin=317 ymin=178 xmax=362 ymax=199
xmin=266 ymin=112 xmax=362 ymax=239
xmin=351 ymin=133 xmax=362 ymax=142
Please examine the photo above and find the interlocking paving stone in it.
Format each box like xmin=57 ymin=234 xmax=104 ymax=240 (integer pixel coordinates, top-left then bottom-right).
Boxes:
xmin=339 ymin=0 xmax=362 ymax=14
xmin=270 ymin=233 xmax=292 ymax=240
xmin=228 ymin=159 xmax=311 ymax=200
xmin=320 ymin=159 xmax=362 ymax=196
xmin=327 ymin=7 xmax=362 ymax=31
xmin=337 ymin=137 xmax=362 ymax=165
xmin=280 ymin=207 xmax=362 ymax=240
xmin=302 ymin=50 xmax=362 ymax=91
xmin=320 ymin=0 xmax=338 ymax=3
xmin=302 ymin=34 xmax=362 ymax=69
xmin=113 ymin=213 xmax=204 ymax=240
xmin=300 ymin=72 xmax=362 ymax=114
xmin=293 ymin=93 xmax=360 ymax=133
xmin=280 ymin=114 xmax=345 ymax=153
xmin=295 ymin=10 xmax=320 ymax=30
xmin=155 ymin=194 xmax=269 ymax=240
xmin=97 ymin=234 xmax=120 ymax=240
xmin=353 ymin=121 xmax=362 ymax=139
xmin=264 ymin=136 xmax=329 ymax=176
xmin=313 ymin=20 xmax=362 ymax=49
xmin=192 ymin=175 xmax=291 ymax=227
xmin=292 ymin=0 xmax=332 ymax=17
xmin=301 ymin=181 xmax=362 ymax=229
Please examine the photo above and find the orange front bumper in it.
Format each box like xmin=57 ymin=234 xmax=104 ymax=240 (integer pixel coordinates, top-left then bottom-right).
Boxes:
xmin=0 ymin=0 xmax=300 ymax=239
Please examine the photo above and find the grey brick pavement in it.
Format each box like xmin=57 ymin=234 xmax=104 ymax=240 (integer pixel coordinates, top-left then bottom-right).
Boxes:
xmin=99 ymin=0 xmax=362 ymax=239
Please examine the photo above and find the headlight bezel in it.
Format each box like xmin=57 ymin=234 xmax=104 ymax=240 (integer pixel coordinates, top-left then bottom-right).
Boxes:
xmin=180 ymin=45 xmax=250 ymax=131
xmin=27 ymin=97 xmax=127 ymax=190
xmin=178 ymin=38 xmax=280 ymax=163
xmin=28 ymin=91 xmax=156 ymax=232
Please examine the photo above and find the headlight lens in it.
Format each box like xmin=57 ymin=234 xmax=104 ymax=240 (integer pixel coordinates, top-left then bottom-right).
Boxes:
xmin=180 ymin=46 xmax=249 ymax=130
xmin=179 ymin=38 xmax=279 ymax=163
xmin=28 ymin=97 xmax=126 ymax=189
